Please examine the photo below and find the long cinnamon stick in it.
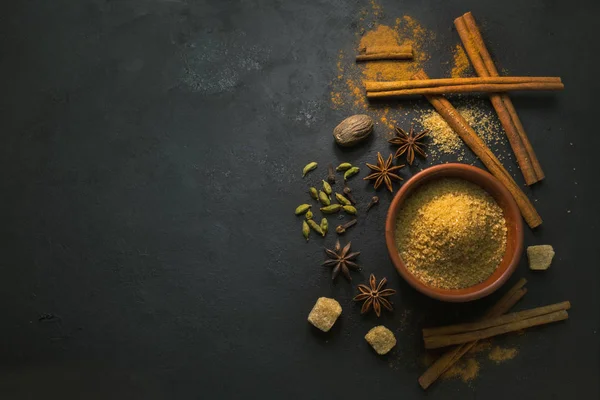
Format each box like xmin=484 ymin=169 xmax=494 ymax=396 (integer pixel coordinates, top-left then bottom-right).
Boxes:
xmin=423 ymin=301 xmax=571 ymax=337
xmin=366 ymin=82 xmax=563 ymax=98
xmin=424 ymin=309 xmax=569 ymax=349
xmin=412 ymin=70 xmax=542 ymax=228
xmin=418 ymin=278 xmax=527 ymax=390
xmin=365 ymin=76 xmax=562 ymax=92
xmin=455 ymin=12 xmax=545 ymax=186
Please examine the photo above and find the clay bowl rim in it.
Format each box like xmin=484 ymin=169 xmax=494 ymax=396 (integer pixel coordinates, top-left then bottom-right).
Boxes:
xmin=385 ymin=163 xmax=524 ymax=302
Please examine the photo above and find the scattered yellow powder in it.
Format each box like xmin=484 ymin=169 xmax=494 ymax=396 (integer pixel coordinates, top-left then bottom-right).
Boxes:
xmin=329 ymin=2 xmax=435 ymax=131
xmin=420 ymin=109 xmax=466 ymax=160
xmin=369 ymin=0 xmax=382 ymax=18
xmin=488 ymin=346 xmax=518 ymax=363
xmin=421 ymin=342 xmax=517 ymax=385
xmin=359 ymin=23 xmax=427 ymax=83
xmin=378 ymin=107 xmax=397 ymax=130
xmin=346 ymin=78 xmax=367 ymax=109
xmin=442 ymin=358 xmax=480 ymax=383
xmin=395 ymin=178 xmax=507 ymax=289
xmin=450 ymin=44 xmax=472 ymax=78
xmin=419 ymin=104 xmax=505 ymax=162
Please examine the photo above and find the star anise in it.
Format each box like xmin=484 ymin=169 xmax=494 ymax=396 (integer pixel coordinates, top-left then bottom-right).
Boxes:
xmin=323 ymin=240 xmax=360 ymax=282
xmin=388 ymin=125 xmax=429 ymax=165
xmin=353 ymin=274 xmax=396 ymax=317
xmin=364 ymin=152 xmax=404 ymax=192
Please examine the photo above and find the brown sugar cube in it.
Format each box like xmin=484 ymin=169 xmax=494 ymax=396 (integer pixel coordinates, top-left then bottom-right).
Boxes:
xmin=307 ymin=297 xmax=342 ymax=332
xmin=527 ymin=245 xmax=555 ymax=270
xmin=365 ymin=325 xmax=396 ymax=355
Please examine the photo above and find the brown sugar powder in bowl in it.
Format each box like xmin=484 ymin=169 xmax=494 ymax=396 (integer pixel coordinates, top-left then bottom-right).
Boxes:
xmin=395 ymin=178 xmax=507 ymax=289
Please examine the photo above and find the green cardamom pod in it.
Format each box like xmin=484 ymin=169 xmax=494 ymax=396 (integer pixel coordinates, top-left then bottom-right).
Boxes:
xmin=320 ymin=204 xmax=342 ymax=214
xmin=320 ymin=218 xmax=328 ymax=236
xmin=322 ymin=180 xmax=332 ymax=195
xmin=295 ymin=204 xmax=312 ymax=215
xmin=344 ymin=166 xmax=360 ymax=180
xmin=318 ymin=190 xmax=330 ymax=206
xmin=307 ymin=219 xmax=324 ymax=236
xmin=305 ymin=210 xmax=313 ymax=220
xmin=302 ymin=220 xmax=310 ymax=241
xmin=336 ymin=163 xmax=353 ymax=171
xmin=302 ymin=162 xmax=318 ymax=177
xmin=309 ymin=187 xmax=318 ymax=200
xmin=343 ymin=205 xmax=357 ymax=215
xmin=335 ymin=193 xmax=351 ymax=206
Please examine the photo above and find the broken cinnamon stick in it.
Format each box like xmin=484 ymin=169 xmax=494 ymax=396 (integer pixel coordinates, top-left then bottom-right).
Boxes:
xmin=424 ymin=309 xmax=569 ymax=349
xmin=423 ymin=301 xmax=571 ymax=337
xmin=365 ymin=76 xmax=562 ymax=92
xmin=418 ymin=278 xmax=527 ymax=390
xmin=366 ymin=81 xmax=563 ymax=98
xmin=356 ymin=45 xmax=413 ymax=61
xmin=455 ymin=12 xmax=545 ymax=186
xmin=412 ymin=70 xmax=542 ymax=228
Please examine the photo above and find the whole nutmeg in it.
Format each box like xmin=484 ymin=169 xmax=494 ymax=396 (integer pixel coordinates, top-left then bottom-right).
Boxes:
xmin=333 ymin=114 xmax=374 ymax=147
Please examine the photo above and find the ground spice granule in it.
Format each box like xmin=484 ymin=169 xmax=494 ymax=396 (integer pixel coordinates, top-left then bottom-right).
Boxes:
xmin=488 ymin=346 xmax=518 ymax=363
xmin=419 ymin=104 xmax=505 ymax=162
xmin=450 ymin=44 xmax=471 ymax=78
xmin=442 ymin=358 xmax=480 ymax=382
xmin=329 ymin=4 xmax=435 ymax=130
xmin=395 ymin=178 xmax=507 ymax=289
xmin=359 ymin=22 xmax=428 ymax=83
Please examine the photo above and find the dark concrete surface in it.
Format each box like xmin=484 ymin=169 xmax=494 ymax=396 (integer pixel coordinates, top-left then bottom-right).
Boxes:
xmin=0 ymin=0 xmax=598 ymax=398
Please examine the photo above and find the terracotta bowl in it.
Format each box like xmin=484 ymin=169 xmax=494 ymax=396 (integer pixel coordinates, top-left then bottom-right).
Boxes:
xmin=385 ymin=163 xmax=523 ymax=302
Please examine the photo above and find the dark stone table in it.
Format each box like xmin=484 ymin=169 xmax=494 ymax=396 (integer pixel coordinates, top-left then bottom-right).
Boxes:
xmin=1 ymin=0 xmax=598 ymax=398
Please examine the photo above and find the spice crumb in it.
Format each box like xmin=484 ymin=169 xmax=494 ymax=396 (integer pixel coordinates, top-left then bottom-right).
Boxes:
xmin=442 ymin=358 xmax=480 ymax=382
xmin=488 ymin=346 xmax=518 ymax=363
xmin=450 ymin=44 xmax=472 ymax=78
xmin=418 ymin=104 xmax=504 ymax=162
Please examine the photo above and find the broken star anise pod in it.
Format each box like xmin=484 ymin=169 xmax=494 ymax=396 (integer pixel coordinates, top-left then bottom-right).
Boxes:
xmin=353 ymin=274 xmax=396 ymax=317
xmin=364 ymin=152 xmax=404 ymax=192
xmin=323 ymin=240 xmax=360 ymax=282
xmin=388 ymin=125 xmax=429 ymax=165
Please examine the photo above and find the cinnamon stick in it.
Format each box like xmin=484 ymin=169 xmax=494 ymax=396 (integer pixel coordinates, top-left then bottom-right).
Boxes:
xmin=455 ymin=12 xmax=545 ymax=186
xmin=483 ymin=279 xmax=527 ymax=318
xmin=418 ymin=278 xmax=527 ymax=390
xmin=356 ymin=45 xmax=413 ymax=61
xmin=366 ymin=82 xmax=563 ymax=98
xmin=365 ymin=76 xmax=562 ymax=92
xmin=360 ymin=45 xmax=413 ymax=54
xmin=424 ymin=309 xmax=569 ymax=349
xmin=412 ymin=70 xmax=542 ymax=228
xmin=423 ymin=301 xmax=571 ymax=337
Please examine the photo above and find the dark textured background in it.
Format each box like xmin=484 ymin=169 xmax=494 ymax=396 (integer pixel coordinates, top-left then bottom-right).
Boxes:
xmin=1 ymin=0 xmax=598 ymax=398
